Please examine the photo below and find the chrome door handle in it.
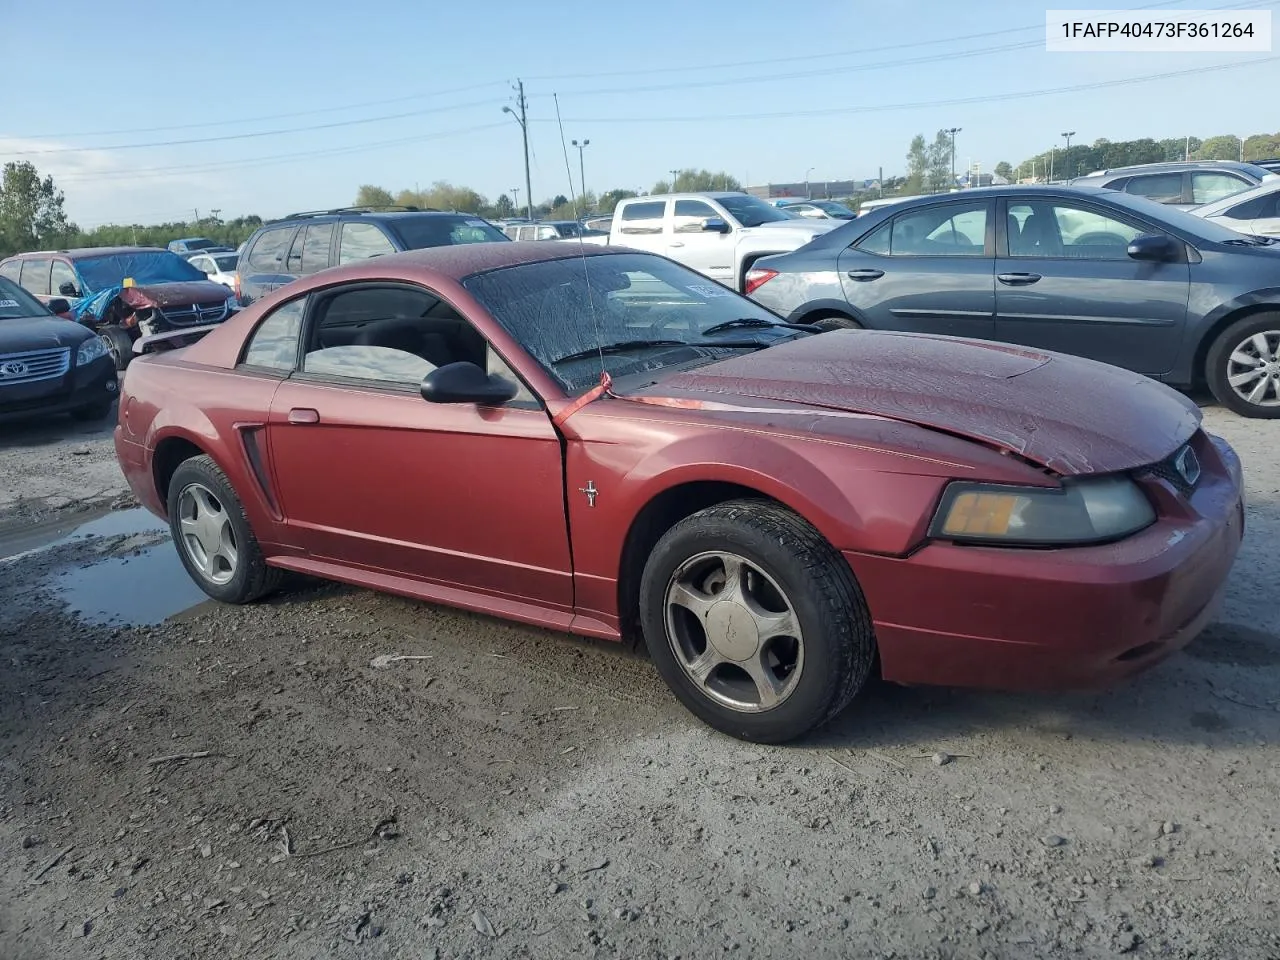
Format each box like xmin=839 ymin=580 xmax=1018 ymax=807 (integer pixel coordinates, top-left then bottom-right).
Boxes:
xmin=669 ymin=241 xmax=685 ymax=247
xmin=288 ymin=408 xmax=320 ymax=424
xmin=846 ymin=268 xmax=884 ymax=281
xmin=997 ymin=272 xmax=1042 ymax=285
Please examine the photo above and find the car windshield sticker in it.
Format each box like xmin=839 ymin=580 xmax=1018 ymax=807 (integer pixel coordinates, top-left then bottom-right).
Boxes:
xmin=684 ymin=283 xmax=731 ymax=298
xmin=0 ymin=299 xmax=19 ymax=308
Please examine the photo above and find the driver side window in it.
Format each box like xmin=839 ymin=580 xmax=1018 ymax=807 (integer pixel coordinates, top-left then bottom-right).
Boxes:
xmin=296 ymin=283 xmax=538 ymax=405
xmin=1008 ymin=201 xmax=1143 ymax=260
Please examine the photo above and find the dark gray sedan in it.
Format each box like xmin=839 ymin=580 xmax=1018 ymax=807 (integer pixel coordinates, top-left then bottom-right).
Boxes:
xmin=745 ymin=185 xmax=1280 ymax=418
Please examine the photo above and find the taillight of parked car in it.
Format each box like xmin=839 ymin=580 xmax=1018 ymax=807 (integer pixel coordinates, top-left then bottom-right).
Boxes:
xmin=744 ymin=267 xmax=778 ymax=296
xmin=233 ymin=272 xmax=242 ymax=303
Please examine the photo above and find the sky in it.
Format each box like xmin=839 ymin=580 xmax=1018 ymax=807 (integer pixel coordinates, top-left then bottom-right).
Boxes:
xmin=3 ymin=0 xmax=1277 ymax=226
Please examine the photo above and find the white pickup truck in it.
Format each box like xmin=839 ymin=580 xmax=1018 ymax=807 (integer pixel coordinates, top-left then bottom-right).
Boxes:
xmin=574 ymin=192 xmax=840 ymax=291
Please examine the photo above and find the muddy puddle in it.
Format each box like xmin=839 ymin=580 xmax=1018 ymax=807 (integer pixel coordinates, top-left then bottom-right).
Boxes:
xmin=2 ymin=506 xmax=213 ymax=626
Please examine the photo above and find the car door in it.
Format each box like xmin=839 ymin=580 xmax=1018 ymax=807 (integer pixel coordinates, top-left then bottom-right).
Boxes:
xmin=17 ymin=257 xmax=52 ymax=305
xmin=834 ymin=198 xmax=996 ymax=339
xmin=614 ymin=200 xmax=668 ymax=256
xmin=668 ymin=199 xmax=734 ymax=282
xmin=993 ymin=196 xmax=1190 ymax=375
xmin=262 ymin=281 xmax=573 ymax=610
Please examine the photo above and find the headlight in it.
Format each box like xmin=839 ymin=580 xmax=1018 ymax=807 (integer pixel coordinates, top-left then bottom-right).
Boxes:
xmin=76 ymin=335 xmax=108 ymax=366
xmin=929 ymin=475 xmax=1156 ymax=546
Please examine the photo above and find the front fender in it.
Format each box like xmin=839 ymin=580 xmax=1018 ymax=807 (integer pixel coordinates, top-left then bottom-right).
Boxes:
xmin=1178 ymin=285 xmax=1280 ymax=383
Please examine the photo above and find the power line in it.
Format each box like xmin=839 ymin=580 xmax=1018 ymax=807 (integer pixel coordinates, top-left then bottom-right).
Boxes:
xmin=523 ymin=0 xmax=1196 ymax=81
xmin=4 ymin=96 xmax=507 ymax=157
xmin=9 ymin=80 xmax=511 ymax=142
xmin=53 ymin=123 xmax=510 ymax=184
xmin=540 ymin=56 xmax=1280 ymax=124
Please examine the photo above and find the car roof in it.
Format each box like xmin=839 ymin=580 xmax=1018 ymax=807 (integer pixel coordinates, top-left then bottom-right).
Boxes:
xmin=352 ymin=239 xmax=629 ymax=281
xmin=629 ymin=192 xmax=749 ymax=201
xmin=267 ymin=206 xmax=468 ymax=224
xmin=7 ymin=246 xmax=169 ymax=260
xmin=1078 ymin=160 xmax=1261 ymax=178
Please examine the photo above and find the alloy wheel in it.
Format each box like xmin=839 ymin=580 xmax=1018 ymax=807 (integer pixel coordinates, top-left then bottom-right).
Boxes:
xmin=663 ymin=551 xmax=804 ymax=713
xmin=1225 ymin=329 xmax=1280 ymax=408
xmin=176 ymin=482 xmax=239 ymax=585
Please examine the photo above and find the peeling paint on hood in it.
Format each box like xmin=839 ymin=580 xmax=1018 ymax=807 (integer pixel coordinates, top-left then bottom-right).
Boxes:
xmin=636 ymin=330 xmax=1201 ymax=475
xmin=120 ymin=281 xmax=230 ymax=309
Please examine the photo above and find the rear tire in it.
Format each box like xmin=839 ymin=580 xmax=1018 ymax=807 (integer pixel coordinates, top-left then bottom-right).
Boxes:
xmin=810 ymin=314 xmax=863 ymax=332
xmin=101 ymin=326 xmax=135 ymax=371
xmin=638 ymin=499 xmax=875 ymax=744
xmin=166 ymin=455 xmax=283 ymax=604
xmin=1205 ymin=313 xmax=1280 ymax=418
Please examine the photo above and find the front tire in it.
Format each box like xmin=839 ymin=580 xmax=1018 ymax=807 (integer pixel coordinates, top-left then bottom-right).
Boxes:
xmin=166 ymin=455 xmax=282 ymax=604
xmin=639 ymin=499 xmax=875 ymax=744
xmin=1205 ymin=314 xmax=1280 ymax=418
xmin=101 ymin=326 xmax=135 ymax=371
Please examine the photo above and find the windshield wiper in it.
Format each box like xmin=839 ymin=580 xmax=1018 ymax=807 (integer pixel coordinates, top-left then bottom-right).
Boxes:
xmin=551 ymin=339 xmax=689 ymax=365
xmin=702 ymin=317 xmax=820 ymax=335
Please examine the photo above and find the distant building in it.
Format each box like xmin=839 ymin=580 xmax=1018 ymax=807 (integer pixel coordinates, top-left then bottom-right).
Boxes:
xmin=746 ymin=179 xmax=872 ymax=200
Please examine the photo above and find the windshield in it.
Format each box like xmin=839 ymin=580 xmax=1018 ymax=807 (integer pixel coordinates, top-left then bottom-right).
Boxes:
xmin=462 ymin=252 xmax=795 ymax=393
xmin=74 ymin=251 xmax=207 ymax=293
xmin=213 ymin=254 xmax=239 ymax=270
xmin=0 ymin=276 xmax=49 ymax=319
xmin=1104 ymin=190 xmax=1265 ymax=244
xmin=180 ymin=238 xmax=218 ymax=251
xmin=716 ymin=194 xmax=792 ymax=227
xmin=814 ymin=201 xmax=855 ymax=217
xmin=389 ymin=215 xmax=509 ymax=250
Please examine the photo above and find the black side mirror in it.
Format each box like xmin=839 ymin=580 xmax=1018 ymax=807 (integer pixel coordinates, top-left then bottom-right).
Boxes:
xmin=1127 ymin=234 xmax=1176 ymax=262
xmin=420 ymin=361 xmax=518 ymax=405
xmin=47 ymin=298 xmax=71 ymax=315
xmin=702 ymin=217 xmax=731 ymax=233
xmin=58 ymin=281 xmax=79 ymax=297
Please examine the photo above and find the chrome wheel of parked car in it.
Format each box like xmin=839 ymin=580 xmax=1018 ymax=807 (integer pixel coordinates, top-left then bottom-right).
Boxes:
xmin=101 ymin=326 xmax=134 ymax=371
xmin=176 ymin=483 xmax=239 ymax=585
xmin=1224 ymin=329 xmax=1280 ymax=408
xmin=1207 ymin=314 xmax=1280 ymax=418
xmin=640 ymin=499 xmax=876 ymax=743
xmin=664 ymin=551 xmax=804 ymax=713
xmin=165 ymin=455 xmax=283 ymax=604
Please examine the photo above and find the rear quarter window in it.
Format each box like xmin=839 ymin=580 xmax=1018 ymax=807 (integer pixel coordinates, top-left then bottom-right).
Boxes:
xmin=246 ymin=226 xmax=299 ymax=271
xmin=0 ymin=260 xmax=20 ymax=283
xmin=619 ymin=201 xmax=665 ymax=235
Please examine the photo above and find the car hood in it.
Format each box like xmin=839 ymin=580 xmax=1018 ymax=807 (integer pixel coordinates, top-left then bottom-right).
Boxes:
xmin=634 ymin=331 xmax=1200 ymax=475
xmin=0 ymin=315 xmax=92 ymax=351
xmin=741 ymin=220 xmax=838 ymax=240
xmin=121 ymin=280 xmax=231 ymax=308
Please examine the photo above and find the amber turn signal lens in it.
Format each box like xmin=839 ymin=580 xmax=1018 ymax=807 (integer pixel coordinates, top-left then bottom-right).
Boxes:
xmin=939 ymin=491 xmax=1024 ymax=536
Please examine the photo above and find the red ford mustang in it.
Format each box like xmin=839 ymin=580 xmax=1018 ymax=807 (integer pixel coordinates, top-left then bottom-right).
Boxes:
xmin=113 ymin=243 xmax=1246 ymax=743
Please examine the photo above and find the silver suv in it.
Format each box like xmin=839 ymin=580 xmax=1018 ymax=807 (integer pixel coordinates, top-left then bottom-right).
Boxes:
xmin=1070 ymin=160 xmax=1278 ymax=210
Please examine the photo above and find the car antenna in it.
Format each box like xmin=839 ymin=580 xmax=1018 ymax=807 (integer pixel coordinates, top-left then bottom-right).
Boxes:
xmin=554 ymin=90 xmax=609 ymax=391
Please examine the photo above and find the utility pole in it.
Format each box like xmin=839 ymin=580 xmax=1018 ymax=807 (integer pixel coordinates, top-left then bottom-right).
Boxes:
xmin=669 ymin=169 xmax=679 ymax=193
xmin=805 ymin=166 xmax=814 ymax=199
xmin=1061 ymin=131 xmax=1075 ymax=180
xmin=211 ymin=208 xmax=221 ymax=223
xmin=511 ymin=187 xmax=520 ymax=217
xmin=193 ymin=207 xmax=200 ymax=224
xmin=878 ymin=166 xmax=883 ymax=198
xmin=1185 ymin=134 xmax=1191 ymax=161
xmin=945 ymin=128 xmax=962 ymax=187
xmin=502 ymin=80 xmax=533 ymax=222
xmin=1049 ymin=145 xmax=1055 ymax=183
xmin=572 ymin=139 xmax=590 ymax=211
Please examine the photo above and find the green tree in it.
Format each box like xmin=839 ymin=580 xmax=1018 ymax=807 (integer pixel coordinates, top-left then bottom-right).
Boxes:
xmin=354 ymin=184 xmax=395 ymax=207
xmin=926 ymin=130 xmax=953 ymax=193
xmin=0 ymin=162 xmax=74 ymax=256
xmin=994 ymin=161 xmax=1013 ymax=181
xmin=493 ymin=193 xmax=514 ymax=218
xmin=1196 ymin=134 xmax=1243 ymax=161
xmin=652 ymin=169 xmax=741 ymax=194
xmin=597 ymin=189 xmax=637 ymax=215
xmin=903 ymin=135 xmax=928 ymax=195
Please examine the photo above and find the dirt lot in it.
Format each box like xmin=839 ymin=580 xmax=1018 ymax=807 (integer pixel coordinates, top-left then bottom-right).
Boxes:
xmin=1 ymin=403 xmax=1278 ymax=960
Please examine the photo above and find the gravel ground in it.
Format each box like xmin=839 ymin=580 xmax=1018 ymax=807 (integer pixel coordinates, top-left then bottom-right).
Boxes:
xmin=1 ymin=402 xmax=1278 ymax=959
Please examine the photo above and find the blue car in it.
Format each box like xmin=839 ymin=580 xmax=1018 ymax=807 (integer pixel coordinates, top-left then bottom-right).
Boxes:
xmin=745 ymin=185 xmax=1280 ymax=418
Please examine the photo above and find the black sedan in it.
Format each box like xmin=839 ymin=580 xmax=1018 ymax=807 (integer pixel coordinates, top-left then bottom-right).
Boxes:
xmin=745 ymin=185 xmax=1280 ymax=418
xmin=0 ymin=277 xmax=118 ymax=424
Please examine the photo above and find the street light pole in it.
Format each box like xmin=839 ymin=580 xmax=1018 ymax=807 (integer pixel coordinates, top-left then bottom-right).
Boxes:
xmin=502 ymin=79 xmax=533 ymax=222
xmin=1061 ymin=130 xmax=1076 ymax=179
xmin=670 ymin=169 xmax=680 ymax=192
xmin=946 ymin=127 xmax=962 ymax=189
xmin=572 ymin=139 xmax=590 ymax=210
